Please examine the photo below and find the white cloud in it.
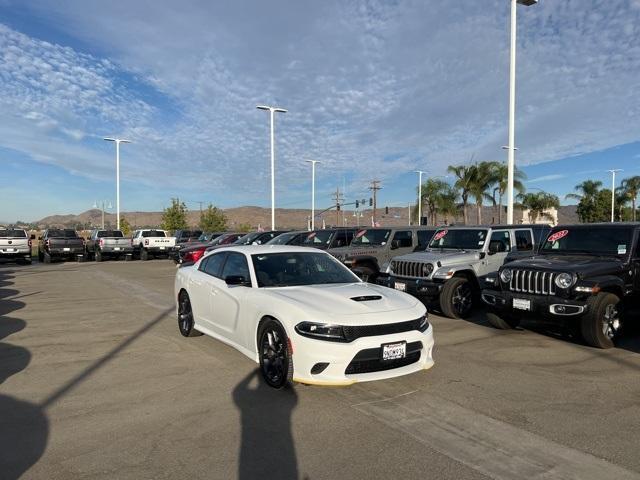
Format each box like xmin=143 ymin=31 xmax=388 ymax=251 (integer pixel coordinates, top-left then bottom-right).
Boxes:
xmin=527 ymin=174 xmax=566 ymax=183
xmin=0 ymin=0 xmax=639 ymax=204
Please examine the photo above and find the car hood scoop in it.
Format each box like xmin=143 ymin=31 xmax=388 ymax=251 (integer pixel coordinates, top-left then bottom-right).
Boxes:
xmin=350 ymin=295 xmax=383 ymax=302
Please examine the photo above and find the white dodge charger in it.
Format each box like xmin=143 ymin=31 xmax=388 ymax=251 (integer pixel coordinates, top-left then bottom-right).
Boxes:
xmin=174 ymin=245 xmax=434 ymax=388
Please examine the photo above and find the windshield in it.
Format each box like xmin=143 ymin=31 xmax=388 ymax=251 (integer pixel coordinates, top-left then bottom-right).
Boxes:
xmin=252 ymin=252 xmax=359 ymax=287
xmin=180 ymin=230 xmax=202 ymax=238
xmin=235 ymin=232 xmax=262 ymax=245
xmin=97 ymin=230 xmax=123 ymax=238
xmin=302 ymin=231 xmax=333 ymax=248
xmin=429 ymin=229 xmax=488 ymax=250
xmin=142 ymin=230 xmax=166 ymax=238
xmin=267 ymin=232 xmax=297 ymax=245
xmin=48 ymin=229 xmax=78 ymax=238
xmin=0 ymin=229 xmax=26 ymax=238
xmin=541 ymin=228 xmax=633 ymax=256
xmin=351 ymin=229 xmax=391 ymax=246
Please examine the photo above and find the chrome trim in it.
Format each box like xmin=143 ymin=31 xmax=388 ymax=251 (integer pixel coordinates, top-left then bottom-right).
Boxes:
xmin=549 ymin=304 xmax=586 ymax=316
xmin=481 ymin=294 xmax=497 ymax=305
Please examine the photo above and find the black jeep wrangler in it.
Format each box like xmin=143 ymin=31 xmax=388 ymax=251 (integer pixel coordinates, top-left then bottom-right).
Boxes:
xmin=481 ymin=223 xmax=640 ymax=349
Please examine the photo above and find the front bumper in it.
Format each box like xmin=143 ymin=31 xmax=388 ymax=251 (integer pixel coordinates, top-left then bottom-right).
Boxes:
xmin=481 ymin=288 xmax=590 ymax=320
xmin=290 ymin=325 xmax=435 ymax=386
xmin=377 ymin=275 xmax=443 ymax=299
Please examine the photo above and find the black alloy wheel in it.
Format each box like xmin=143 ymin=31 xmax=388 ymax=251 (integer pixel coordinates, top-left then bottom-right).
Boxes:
xmin=177 ymin=291 xmax=202 ymax=337
xmin=258 ymin=320 xmax=293 ymax=389
xmin=440 ymin=276 xmax=474 ymax=319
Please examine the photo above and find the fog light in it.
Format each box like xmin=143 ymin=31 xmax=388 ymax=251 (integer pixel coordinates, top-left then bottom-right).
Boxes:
xmin=311 ymin=363 xmax=329 ymax=375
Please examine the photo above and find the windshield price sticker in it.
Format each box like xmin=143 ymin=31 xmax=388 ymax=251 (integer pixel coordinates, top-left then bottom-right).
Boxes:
xmin=355 ymin=229 xmax=367 ymax=238
xmin=547 ymin=230 xmax=569 ymax=243
xmin=434 ymin=230 xmax=448 ymax=241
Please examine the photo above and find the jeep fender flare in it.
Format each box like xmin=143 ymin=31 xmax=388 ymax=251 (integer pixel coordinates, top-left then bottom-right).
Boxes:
xmin=584 ymin=275 xmax=625 ymax=298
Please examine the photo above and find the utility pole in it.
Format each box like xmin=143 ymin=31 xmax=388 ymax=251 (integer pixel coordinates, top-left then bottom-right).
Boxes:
xmin=332 ymin=187 xmax=344 ymax=227
xmin=369 ymin=180 xmax=381 ymax=225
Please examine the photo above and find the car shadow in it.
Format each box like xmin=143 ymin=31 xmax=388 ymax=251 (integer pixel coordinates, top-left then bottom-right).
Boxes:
xmin=232 ymin=370 xmax=299 ymax=480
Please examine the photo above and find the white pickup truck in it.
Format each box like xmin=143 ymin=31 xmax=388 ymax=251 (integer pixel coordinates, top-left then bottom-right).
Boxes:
xmin=0 ymin=228 xmax=33 ymax=264
xmin=132 ymin=229 xmax=177 ymax=260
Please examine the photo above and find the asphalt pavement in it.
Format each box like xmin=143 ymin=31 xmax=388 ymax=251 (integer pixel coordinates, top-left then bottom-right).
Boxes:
xmin=1 ymin=259 xmax=639 ymax=480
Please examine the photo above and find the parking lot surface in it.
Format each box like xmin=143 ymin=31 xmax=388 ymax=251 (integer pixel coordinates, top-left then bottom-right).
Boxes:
xmin=1 ymin=260 xmax=640 ymax=480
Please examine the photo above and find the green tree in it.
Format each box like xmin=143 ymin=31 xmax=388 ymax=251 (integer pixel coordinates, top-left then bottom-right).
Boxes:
xmin=237 ymin=223 xmax=252 ymax=233
xmin=119 ymin=216 xmax=133 ymax=236
xmin=489 ymin=162 xmax=526 ymax=224
xmin=621 ymin=176 xmax=640 ymax=221
xmin=418 ymin=179 xmax=459 ymax=225
xmin=567 ymin=180 xmax=603 ymax=223
xmin=468 ymin=161 xmax=498 ymax=225
xmin=199 ymin=204 xmax=227 ymax=231
xmin=517 ymin=191 xmax=560 ymax=223
xmin=161 ymin=198 xmax=188 ymax=232
xmin=575 ymin=189 xmax=611 ymax=223
xmin=447 ymin=164 xmax=475 ymax=225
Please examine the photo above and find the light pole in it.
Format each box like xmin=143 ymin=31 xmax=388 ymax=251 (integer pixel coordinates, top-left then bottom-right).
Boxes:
xmin=93 ymin=200 xmax=112 ymax=229
xmin=103 ymin=137 xmax=131 ymax=230
xmin=608 ymin=169 xmax=622 ymax=222
xmin=305 ymin=160 xmax=320 ymax=230
xmin=256 ymin=105 xmax=287 ymax=230
xmin=414 ymin=170 xmax=427 ymax=226
xmin=506 ymin=0 xmax=537 ymax=225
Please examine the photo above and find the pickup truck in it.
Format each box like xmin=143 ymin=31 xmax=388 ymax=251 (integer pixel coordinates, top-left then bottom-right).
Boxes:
xmin=0 ymin=228 xmax=33 ymax=264
xmin=481 ymin=223 xmax=640 ymax=349
xmin=38 ymin=229 xmax=85 ymax=263
xmin=132 ymin=229 xmax=177 ymax=260
xmin=85 ymin=229 xmax=133 ymax=261
xmin=378 ymin=225 xmax=548 ymax=318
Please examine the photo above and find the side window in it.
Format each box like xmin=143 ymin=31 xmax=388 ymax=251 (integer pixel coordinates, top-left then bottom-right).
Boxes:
xmin=334 ymin=232 xmax=347 ymax=248
xmin=344 ymin=230 xmax=355 ymax=245
xmin=392 ymin=230 xmax=413 ymax=248
xmin=416 ymin=230 xmax=434 ymax=249
xmin=202 ymin=253 xmax=227 ymax=278
xmin=221 ymin=252 xmax=251 ymax=282
xmin=489 ymin=230 xmax=511 ymax=253
xmin=514 ymin=230 xmax=533 ymax=251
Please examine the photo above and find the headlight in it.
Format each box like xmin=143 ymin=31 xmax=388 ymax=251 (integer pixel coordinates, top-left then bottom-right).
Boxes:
xmin=500 ymin=268 xmax=512 ymax=283
xmin=555 ymin=273 xmax=575 ymax=289
xmin=381 ymin=261 xmax=391 ymax=273
xmin=295 ymin=322 xmax=347 ymax=342
xmin=417 ymin=315 xmax=429 ymax=332
xmin=422 ymin=263 xmax=434 ymax=276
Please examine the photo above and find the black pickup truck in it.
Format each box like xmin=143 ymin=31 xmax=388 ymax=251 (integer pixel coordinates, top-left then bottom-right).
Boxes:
xmin=481 ymin=223 xmax=640 ymax=348
xmin=38 ymin=229 xmax=85 ymax=263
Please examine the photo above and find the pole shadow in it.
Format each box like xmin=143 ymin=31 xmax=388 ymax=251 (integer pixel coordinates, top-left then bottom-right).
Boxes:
xmin=233 ymin=370 xmax=299 ymax=480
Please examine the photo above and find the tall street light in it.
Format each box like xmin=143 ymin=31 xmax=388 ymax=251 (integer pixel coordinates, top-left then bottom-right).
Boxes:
xmin=506 ymin=0 xmax=538 ymax=225
xmin=305 ymin=160 xmax=321 ymax=230
xmin=256 ymin=105 xmax=287 ymax=230
xmin=608 ymin=169 xmax=623 ymax=222
xmin=414 ymin=170 xmax=427 ymax=226
xmin=103 ymin=137 xmax=132 ymax=230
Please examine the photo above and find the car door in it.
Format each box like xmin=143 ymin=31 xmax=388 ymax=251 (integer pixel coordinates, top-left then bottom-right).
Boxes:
xmin=484 ymin=230 xmax=511 ymax=275
xmin=212 ymin=252 xmax=252 ymax=342
xmin=189 ymin=252 xmax=228 ymax=330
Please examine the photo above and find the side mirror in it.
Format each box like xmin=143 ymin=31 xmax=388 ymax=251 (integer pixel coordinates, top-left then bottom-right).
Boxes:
xmin=225 ymin=275 xmax=250 ymax=286
xmin=390 ymin=239 xmax=400 ymax=250
xmin=30 ymin=234 xmax=36 ymax=240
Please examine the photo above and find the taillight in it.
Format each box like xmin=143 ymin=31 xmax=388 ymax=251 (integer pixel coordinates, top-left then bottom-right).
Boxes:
xmin=28 ymin=239 xmax=32 ymax=248
xmin=184 ymin=248 xmax=206 ymax=263
xmin=99 ymin=238 xmax=104 ymax=247
xmin=45 ymin=239 xmax=50 ymax=247
xmin=144 ymin=239 xmax=149 ymax=246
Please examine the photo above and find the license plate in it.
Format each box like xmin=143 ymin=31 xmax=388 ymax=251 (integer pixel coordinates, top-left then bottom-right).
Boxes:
xmin=513 ymin=298 xmax=531 ymax=311
xmin=159 ymin=246 xmax=166 ymax=250
xmin=394 ymin=282 xmax=406 ymax=292
xmin=5 ymin=248 xmax=16 ymax=252
xmin=63 ymin=247 xmax=70 ymax=251
xmin=382 ymin=341 xmax=407 ymax=361
xmin=114 ymin=247 xmax=121 ymax=251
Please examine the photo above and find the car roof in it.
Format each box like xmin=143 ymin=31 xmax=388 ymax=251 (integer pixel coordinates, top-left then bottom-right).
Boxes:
xmin=434 ymin=224 xmax=550 ymax=230
xmin=205 ymin=245 xmax=328 ymax=256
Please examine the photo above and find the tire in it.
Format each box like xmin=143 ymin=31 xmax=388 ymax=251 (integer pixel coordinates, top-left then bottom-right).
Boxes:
xmin=43 ymin=251 xmax=51 ymax=264
xmin=440 ymin=276 xmax=475 ymax=319
xmin=580 ymin=292 xmax=622 ymax=349
xmin=487 ymin=311 xmax=520 ymax=329
xmin=95 ymin=249 xmax=103 ymax=262
xmin=85 ymin=250 xmax=93 ymax=261
xmin=177 ymin=291 xmax=203 ymax=337
xmin=258 ymin=319 xmax=293 ymax=389
xmin=140 ymin=248 xmax=149 ymax=261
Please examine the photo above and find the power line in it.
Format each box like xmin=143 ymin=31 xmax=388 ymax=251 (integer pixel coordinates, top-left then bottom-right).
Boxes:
xmin=369 ymin=180 xmax=381 ymax=225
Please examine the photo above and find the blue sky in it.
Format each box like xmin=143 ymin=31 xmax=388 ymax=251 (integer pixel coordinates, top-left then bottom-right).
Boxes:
xmin=0 ymin=0 xmax=639 ymax=222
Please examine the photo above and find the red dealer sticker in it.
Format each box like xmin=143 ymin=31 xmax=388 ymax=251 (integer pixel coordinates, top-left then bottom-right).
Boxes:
xmin=433 ymin=230 xmax=448 ymax=241
xmin=355 ymin=229 xmax=367 ymax=238
xmin=547 ymin=230 xmax=569 ymax=243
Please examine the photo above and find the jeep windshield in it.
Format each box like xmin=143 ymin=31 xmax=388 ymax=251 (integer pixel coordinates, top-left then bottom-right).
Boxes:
xmin=541 ymin=227 xmax=633 ymax=256
xmin=351 ymin=229 xmax=391 ymax=246
xmin=429 ymin=229 xmax=488 ymax=250
xmin=302 ymin=230 xmax=333 ymax=248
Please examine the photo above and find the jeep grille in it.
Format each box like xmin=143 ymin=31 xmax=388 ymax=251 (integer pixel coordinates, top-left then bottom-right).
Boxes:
xmin=509 ymin=270 xmax=557 ymax=295
xmin=392 ymin=260 xmax=433 ymax=278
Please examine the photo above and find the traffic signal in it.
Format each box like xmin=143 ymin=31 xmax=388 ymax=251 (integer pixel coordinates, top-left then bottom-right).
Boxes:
xmin=355 ymin=200 xmax=359 ymax=209
xmin=369 ymin=198 xmax=373 ymax=207
xmin=385 ymin=206 xmax=389 ymax=214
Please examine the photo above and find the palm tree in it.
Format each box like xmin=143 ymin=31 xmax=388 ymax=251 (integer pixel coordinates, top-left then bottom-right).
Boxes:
xmin=468 ymin=162 xmax=496 ymax=225
xmin=621 ymin=176 xmax=640 ymax=221
xmin=565 ymin=180 xmax=602 ymax=202
xmin=517 ymin=191 xmax=560 ymax=223
xmin=490 ymin=162 xmax=526 ymax=224
xmin=447 ymin=164 xmax=475 ymax=225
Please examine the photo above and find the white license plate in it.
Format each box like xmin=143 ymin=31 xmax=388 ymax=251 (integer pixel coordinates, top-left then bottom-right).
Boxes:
xmin=394 ymin=281 xmax=406 ymax=292
xmin=382 ymin=341 xmax=407 ymax=361
xmin=63 ymin=247 xmax=70 ymax=251
xmin=159 ymin=246 xmax=166 ymax=250
xmin=114 ymin=247 xmax=121 ymax=251
xmin=5 ymin=248 xmax=16 ymax=252
xmin=513 ymin=298 xmax=531 ymax=311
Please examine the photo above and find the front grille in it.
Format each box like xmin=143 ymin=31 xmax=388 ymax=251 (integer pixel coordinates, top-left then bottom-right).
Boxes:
xmin=391 ymin=260 xmax=433 ymax=278
xmin=345 ymin=341 xmax=422 ymax=375
xmin=342 ymin=318 xmax=425 ymax=342
xmin=509 ymin=269 xmax=557 ymax=295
